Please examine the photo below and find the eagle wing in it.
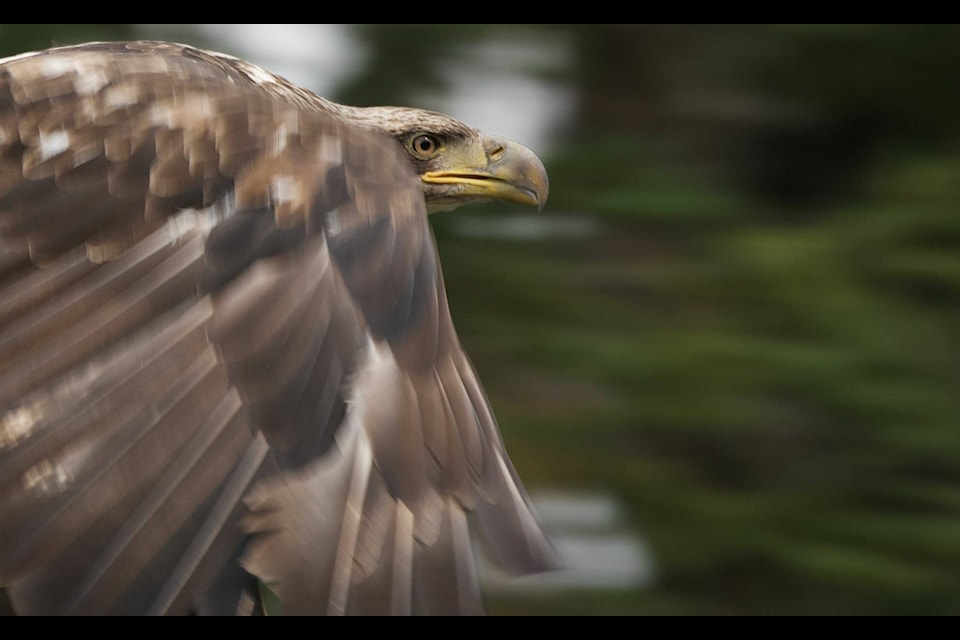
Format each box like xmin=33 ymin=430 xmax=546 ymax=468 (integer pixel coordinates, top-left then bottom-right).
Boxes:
xmin=0 ymin=41 xmax=554 ymax=615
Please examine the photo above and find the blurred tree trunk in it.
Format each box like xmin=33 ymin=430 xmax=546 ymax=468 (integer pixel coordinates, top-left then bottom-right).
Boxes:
xmin=574 ymin=24 xmax=706 ymax=135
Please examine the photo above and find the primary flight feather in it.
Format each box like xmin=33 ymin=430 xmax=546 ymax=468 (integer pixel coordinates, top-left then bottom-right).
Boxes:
xmin=0 ymin=40 xmax=555 ymax=615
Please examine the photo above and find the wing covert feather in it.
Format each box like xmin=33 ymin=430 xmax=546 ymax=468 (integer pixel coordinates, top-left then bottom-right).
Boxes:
xmin=0 ymin=40 xmax=555 ymax=616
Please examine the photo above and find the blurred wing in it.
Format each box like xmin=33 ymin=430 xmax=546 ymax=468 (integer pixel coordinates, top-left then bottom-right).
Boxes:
xmin=0 ymin=41 xmax=554 ymax=616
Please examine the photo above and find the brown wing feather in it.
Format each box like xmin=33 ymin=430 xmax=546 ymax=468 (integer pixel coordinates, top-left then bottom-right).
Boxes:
xmin=0 ymin=41 xmax=555 ymax=616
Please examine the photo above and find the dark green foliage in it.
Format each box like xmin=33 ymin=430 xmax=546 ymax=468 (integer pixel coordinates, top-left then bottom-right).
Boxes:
xmin=0 ymin=25 xmax=136 ymax=58
xmin=439 ymin=25 xmax=960 ymax=615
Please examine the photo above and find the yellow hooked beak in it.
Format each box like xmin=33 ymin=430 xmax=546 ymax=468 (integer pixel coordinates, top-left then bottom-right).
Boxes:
xmin=421 ymin=137 xmax=549 ymax=211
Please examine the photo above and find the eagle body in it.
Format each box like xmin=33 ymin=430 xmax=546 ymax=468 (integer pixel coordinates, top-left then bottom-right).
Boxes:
xmin=0 ymin=41 xmax=554 ymax=615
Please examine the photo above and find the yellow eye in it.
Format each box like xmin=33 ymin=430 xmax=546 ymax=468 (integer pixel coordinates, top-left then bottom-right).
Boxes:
xmin=410 ymin=134 xmax=441 ymax=158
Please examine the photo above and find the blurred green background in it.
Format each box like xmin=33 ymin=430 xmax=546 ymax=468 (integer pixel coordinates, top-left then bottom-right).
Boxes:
xmin=3 ymin=24 xmax=958 ymax=615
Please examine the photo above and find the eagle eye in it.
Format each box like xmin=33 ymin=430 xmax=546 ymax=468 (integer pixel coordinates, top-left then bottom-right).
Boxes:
xmin=409 ymin=133 xmax=442 ymax=159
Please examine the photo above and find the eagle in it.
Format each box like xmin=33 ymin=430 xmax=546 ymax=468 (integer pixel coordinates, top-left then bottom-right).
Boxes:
xmin=0 ymin=40 xmax=556 ymax=615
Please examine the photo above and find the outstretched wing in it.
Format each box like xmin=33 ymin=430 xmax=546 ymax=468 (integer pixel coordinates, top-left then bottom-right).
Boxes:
xmin=0 ymin=41 xmax=555 ymax=616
